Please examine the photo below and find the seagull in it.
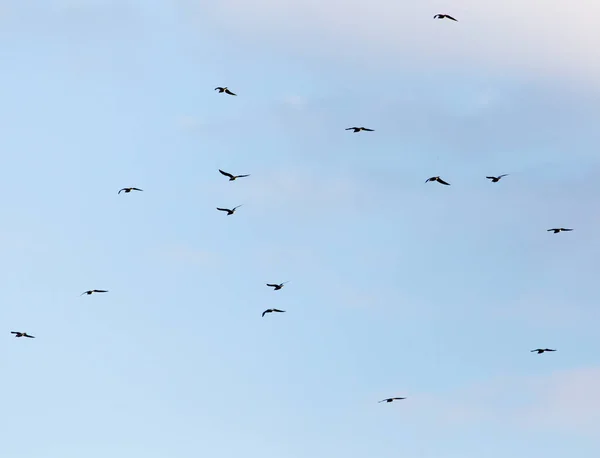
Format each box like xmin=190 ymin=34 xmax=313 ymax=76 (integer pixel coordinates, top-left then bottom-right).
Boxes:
xmin=216 ymin=205 xmax=242 ymax=216
xmin=345 ymin=127 xmax=374 ymax=133
xmin=531 ymin=348 xmax=556 ymax=354
xmin=215 ymin=87 xmax=236 ymax=96
xmin=262 ymin=308 xmax=285 ymax=317
xmin=434 ymin=14 xmax=458 ymax=21
xmin=425 ymin=176 xmax=451 ymax=185
xmin=266 ymin=282 xmax=289 ymax=291
xmin=219 ymin=169 xmax=250 ymax=181
xmin=486 ymin=174 xmax=509 ymax=183
xmin=378 ymin=397 xmax=406 ymax=403
xmin=118 ymin=187 xmax=143 ymax=194
xmin=80 ymin=289 xmax=108 ymax=296
xmin=11 ymin=331 xmax=35 ymax=338
xmin=547 ymin=228 xmax=573 ymax=234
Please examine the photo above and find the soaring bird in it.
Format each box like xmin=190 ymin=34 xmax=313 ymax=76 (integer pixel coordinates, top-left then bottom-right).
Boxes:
xmin=378 ymin=397 xmax=406 ymax=403
xmin=262 ymin=308 xmax=285 ymax=317
xmin=81 ymin=289 xmax=108 ymax=296
xmin=531 ymin=348 xmax=556 ymax=354
xmin=216 ymin=205 xmax=243 ymax=215
xmin=486 ymin=174 xmax=509 ymax=183
xmin=425 ymin=176 xmax=451 ymax=185
xmin=547 ymin=228 xmax=573 ymax=234
xmin=219 ymin=169 xmax=250 ymax=181
xmin=434 ymin=14 xmax=457 ymax=21
xmin=118 ymin=187 xmax=143 ymax=194
xmin=345 ymin=127 xmax=374 ymax=133
xmin=11 ymin=331 xmax=35 ymax=338
xmin=215 ymin=87 xmax=236 ymax=96
xmin=266 ymin=282 xmax=289 ymax=291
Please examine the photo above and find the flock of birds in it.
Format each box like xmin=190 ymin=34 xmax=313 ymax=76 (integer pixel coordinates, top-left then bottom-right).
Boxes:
xmin=10 ymin=12 xmax=567 ymax=406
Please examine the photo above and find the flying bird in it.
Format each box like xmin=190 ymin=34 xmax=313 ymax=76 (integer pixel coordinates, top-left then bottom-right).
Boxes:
xmin=531 ymin=348 xmax=556 ymax=354
xmin=219 ymin=169 xmax=250 ymax=181
xmin=81 ymin=290 xmax=108 ymax=296
xmin=266 ymin=282 xmax=289 ymax=291
xmin=434 ymin=14 xmax=457 ymax=21
xmin=215 ymin=87 xmax=236 ymax=96
xmin=425 ymin=176 xmax=451 ymax=185
xmin=216 ymin=205 xmax=243 ymax=215
xmin=118 ymin=187 xmax=143 ymax=194
xmin=11 ymin=331 xmax=35 ymax=338
xmin=547 ymin=228 xmax=573 ymax=234
xmin=262 ymin=308 xmax=285 ymax=317
xmin=345 ymin=127 xmax=374 ymax=133
xmin=486 ymin=174 xmax=509 ymax=183
xmin=378 ymin=397 xmax=406 ymax=403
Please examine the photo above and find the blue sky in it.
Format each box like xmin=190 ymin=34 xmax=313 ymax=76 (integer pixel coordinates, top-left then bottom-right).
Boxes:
xmin=3 ymin=1 xmax=600 ymax=457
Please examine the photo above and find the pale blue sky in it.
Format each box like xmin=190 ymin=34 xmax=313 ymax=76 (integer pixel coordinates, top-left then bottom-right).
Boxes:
xmin=3 ymin=1 xmax=600 ymax=457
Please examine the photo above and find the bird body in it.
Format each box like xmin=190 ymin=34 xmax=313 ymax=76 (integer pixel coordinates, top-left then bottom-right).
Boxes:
xmin=215 ymin=87 xmax=236 ymax=96
xmin=118 ymin=187 xmax=143 ymax=194
xmin=486 ymin=174 xmax=508 ymax=183
xmin=266 ymin=282 xmax=289 ymax=290
xmin=531 ymin=348 xmax=556 ymax=354
xmin=262 ymin=308 xmax=285 ymax=317
xmin=547 ymin=228 xmax=573 ymax=234
xmin=345 ymin=127 xmax=374 ymax=133
xmin=219 ymin=169 xmax=250 ymax=181
xmin=425 ymin=176 xmax=450 ymax=185
xmin=434 ymin=14 xmax=457 ymax=21
xmin=379 ymin=397 xmax=406 ymax=403
xmin=11 ymin=331 xmax=35 ymax=338
xmin=216 ymin=205 xmax=243 ymax=216
xmin=81 ymin=289 xmax=108 ymax=296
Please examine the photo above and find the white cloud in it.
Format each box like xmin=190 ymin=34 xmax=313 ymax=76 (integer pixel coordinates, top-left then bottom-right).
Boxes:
xmin=176 ymin=0 xmax=600 ymax=83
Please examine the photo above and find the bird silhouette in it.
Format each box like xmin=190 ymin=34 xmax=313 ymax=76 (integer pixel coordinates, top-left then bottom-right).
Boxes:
xmin=547 ymin=228 xmax=573 ymax=234
xmin=262 ymin=308 xmax=285 ymax=317
xmin=266 ymin=282 xmax=289 ymax=290
xmin=215 ymin=87 xmax=236 ymax=96
xmin=11 ymin=331 xmax=35 ymax=338
xmin=378 ymin=397 xmax=406 ymax=403
xmin=345 ymin=127 xmax=374 ymax=133
xmin=118 ymin=187 xmax=143 ymax=194
xmin=434 ymin=14 xmax=457 ymax=21
xmin=531 ymin=348 xmax=556 ymax=354
xmin=216 ymin=205 xmax=243 ymax=215
xmin=486 ymin=174 xmax=509 ymax=183
xmin=219 ymin=169 xmax=250 ymax=181
xmin=425 ymin=176 xmax=451 ymax=185
xmin=81 ymin=290 xmax=108 ymax=296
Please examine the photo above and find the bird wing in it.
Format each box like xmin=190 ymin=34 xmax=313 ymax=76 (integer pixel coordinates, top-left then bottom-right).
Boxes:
xmin=561 ymin=228 xmax=573 ymax=231
xmin=11 ymin=331 xmax=18 ymax=334
xmin=437 ymin=178 xmax=450 ymax=185
xmin=219 ymin=169 xmax=234 ymax=179
xmin=362 ymin=128 xmax=374 ymax=131
xmin=531 ymin=349 xmax=541 ymax=352
xmin=233 ymin=205 xmax=243 ymax=210
xmin=132 ymin=188 xmax=143 ymax=191
xmin=214 ymin=87 xmax=222 ymax=91
xmin=80 ymin=291 xmax=90 ymax=295
xmin=345 ymin=127 xmax=356 ymax=130
xmin=446 ymin=15 xmax=458 ymax=21
xmin=118 ymin=188 xmax=127 ymax=194
xmin=378 ymin=399 xmax=388 ymax=403
xmin=425 ymin=177 xmax=433 ymax=183
xmin=486 ymin=177 xmax=495 ymax=180
xmin=498 ymin=174 xmax=508 ymax=178
xmin=262 ymin=310 xmax=269 ymax=317
xmin=434 ymin=14 xmax=440 ymax=18
xmin=393 ymin=397 xmax=406 ymax=400
xmin=216 ymin=208 xmax=230 ymax=212
xmin=547 ymin=229 xmax=556 ymax=232
xmin=266 ymin=284 xmax=278 ymax=287
xmin=225 ymin=89 xmax=237 ymax=95
xmin=24 ymin=334 xmax=35 ymax=338
xmin=272 ymin=309 xmax=285 ymax=313
xmin=236 ymin=174 xmax=250 ymax=178
xmin=545 ymin=349 xmax=556 ymax=351
xmin=93 ymin=290 xmax=108 ymax=293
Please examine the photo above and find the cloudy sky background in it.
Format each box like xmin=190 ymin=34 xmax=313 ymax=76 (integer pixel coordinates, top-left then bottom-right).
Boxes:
xmin=2 ymin=1 xmax=599 ymax=457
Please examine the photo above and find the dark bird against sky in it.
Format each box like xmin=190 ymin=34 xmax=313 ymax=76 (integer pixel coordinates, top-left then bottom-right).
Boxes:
xmin=262 ymin=308 xmax=285 ymax=317
xmin=118 ymin=187 xmax=143 ymax=194
xmin=81 ymin=290 xmax=108 ymax=296
xmin=216 ymin=205 xmax=243 ymax=215
xmin=11 ymin=331 xmax=35 ymax=338
xmin=378 ymin=397 xmax=406 ymax=403
xmin=531 ymin=348 xmax=556 ymax=354
xmin=345 ymin=127 xmax=374 ymax=133
xmin=219 ymin=169 xmax=250 ymax=181
xmin=266 ymin=282 xmax=289 ymax=290
xmin=425 ymin=176 xmax=451 ymax=185
xmin=434 ymin=14 xmax=457 ymax=21
xmin=215 ymin=87 xmax=236 ymax=96
xmin=547 ymin=228 xmax=573 ymax=234
xmin=486 ymin=174 xmax=509 ymax=182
